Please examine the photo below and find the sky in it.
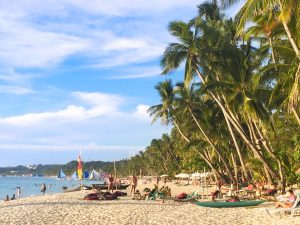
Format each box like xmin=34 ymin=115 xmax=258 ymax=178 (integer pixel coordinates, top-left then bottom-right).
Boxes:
xmin=0 ymin=0 xmax=244 ymax=166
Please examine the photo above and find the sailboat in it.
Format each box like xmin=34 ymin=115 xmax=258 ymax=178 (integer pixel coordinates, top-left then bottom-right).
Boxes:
xmin=83 ymin=170 xmax=90 ymax=179
xmin=57 ymin=169 xmax=67 ymax=179
xmin=89 ymin=169 xmax=101 ymax=181
xmin=71 ymin=171 xmax=78 ymax=180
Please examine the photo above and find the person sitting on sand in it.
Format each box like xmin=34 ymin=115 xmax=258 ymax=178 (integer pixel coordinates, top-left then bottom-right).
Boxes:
xmin=3 ymin=195 xmax=10 ymax=201
xmin=275 ymin=190 xmax=297 ymax=208
xmin=108 ymin=174 xmax=114 ymax=193
xmin=130 ymin=175 xmax=138 ymax=195
xmin=11 ymin=194 xmax=16 ymax=200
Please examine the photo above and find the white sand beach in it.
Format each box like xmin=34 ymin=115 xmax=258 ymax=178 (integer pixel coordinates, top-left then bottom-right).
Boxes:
xmin=0 ymin=182 xmax=299 ymax=225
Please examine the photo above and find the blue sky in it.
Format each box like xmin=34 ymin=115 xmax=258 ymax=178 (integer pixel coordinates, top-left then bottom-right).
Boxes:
xmin=0 ymin=0 xmax=243 ymax=166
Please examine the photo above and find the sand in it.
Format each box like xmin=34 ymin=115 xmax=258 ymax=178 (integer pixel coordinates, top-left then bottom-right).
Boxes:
xmin=0 ymin=181 xmax=299 ymax=225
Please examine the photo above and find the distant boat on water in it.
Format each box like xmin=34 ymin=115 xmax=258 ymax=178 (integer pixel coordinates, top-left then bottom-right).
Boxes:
xmin=83 ymin=170 xmax=89 ymax=179
xmin=57 ymin=169 xmax=67 ymax=179
xmin=32 ymin=174 xmax=43 ymax=177
xmin=71 ymin=171 xmax=77 ymax=180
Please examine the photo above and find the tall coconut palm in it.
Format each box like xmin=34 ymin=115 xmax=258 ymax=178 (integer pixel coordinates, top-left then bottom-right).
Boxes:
xmin=162 ymin=2 xmax=280 ymax=181
xmin=148 ymin=80 xmax=190 ymax=143
xmin=222 ymin=0 xmax=300 ymax=58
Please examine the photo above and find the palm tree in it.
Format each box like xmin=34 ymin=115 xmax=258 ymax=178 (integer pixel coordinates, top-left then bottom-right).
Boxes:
xmin=222 ymin=0 xmax=300 ymax=58
xmin=162 ymin=2 xmax=280 ymax=181
xmin=148 ymin=80 xmax=190 ymax=143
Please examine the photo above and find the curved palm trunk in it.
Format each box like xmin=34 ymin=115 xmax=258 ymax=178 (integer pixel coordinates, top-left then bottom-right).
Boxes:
xmin=268 ymin=37 xmax=277 ymax=65
xmin=224 ymin=114 xmax=249 ymax=181
xmin=199 ymin=152 xmax=226 ymax=183
xmin=282 ymin=21 xmax=300 ymax=59
xmin=188 ymin=107 xmax=236 ymax=184
xmin=172 ymin=118 xmax=190 ymax=143
xmin=291 ymin=106 xmax=300 ymax=126
xmin=195 ymin=68 xmax=280 ymax=180
xmin=252 ymin=120 xmax=286 ymax=192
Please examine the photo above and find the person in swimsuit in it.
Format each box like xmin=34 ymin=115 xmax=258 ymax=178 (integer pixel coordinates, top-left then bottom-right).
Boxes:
xmin=275 ymin=190 xmax=297 ymax=208
xmin=108 ymin=174 xmax=114 ymax=193
xmin=16 ymin=187 xmax=21 ymax=199
xmin=41 ymin=183 xmax=47 ymax=195
xmin=130 ymin=175 xmax=138 ymax=195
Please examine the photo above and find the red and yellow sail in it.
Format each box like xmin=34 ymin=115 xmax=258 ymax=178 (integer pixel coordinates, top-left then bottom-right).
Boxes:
xmin=77 ymin=154 xmax=83 ymax=180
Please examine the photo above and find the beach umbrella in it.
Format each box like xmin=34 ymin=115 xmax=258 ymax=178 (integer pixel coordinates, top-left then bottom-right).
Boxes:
xmin=200 ymin=172 xmax=210 ymax=178
xmin=191 ymin=172 xmax=201 ymax=178
xmin=175 ymin=173 xmax=190 ymax=178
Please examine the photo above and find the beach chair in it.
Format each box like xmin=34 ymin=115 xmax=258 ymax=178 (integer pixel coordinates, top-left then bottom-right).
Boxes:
xmin=266 ymin=194 xmax=300 ymax=218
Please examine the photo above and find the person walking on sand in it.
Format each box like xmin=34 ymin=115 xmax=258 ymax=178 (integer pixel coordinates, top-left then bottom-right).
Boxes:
xmin=108 ymin=174 xmax=114 ymax=193
xmin=41 ymin=183 xmax=47 ymax=195
xmin=16 ymin=187 xmax=21 ymax=199
xmin=130 ymin=175 xmax=138 ymax=195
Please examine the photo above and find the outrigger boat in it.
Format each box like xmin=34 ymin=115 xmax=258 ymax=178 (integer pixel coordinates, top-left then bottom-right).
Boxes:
xmin=195 ymin=200 xmax=265 ymax=208
xmin=92 ymin=184 xmax=130 ymax=190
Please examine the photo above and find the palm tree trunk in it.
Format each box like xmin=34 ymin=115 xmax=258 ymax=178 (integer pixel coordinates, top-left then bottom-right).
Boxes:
xmin=231 ymin=153 xmax=239 ymax=190
xmin=252 ymin=120 xmax=285 ymax=191
xmin=199 ymin=152 xmax=225 ymax=183
xmin=224 ymin=114 xmax=249 ymax=181
xmin=172 ymin=118 xmax=190 ymax=143
xmin=195 ymin=68 xmax=280 ymax=180
xmin=188 ymin=107 xmax=236 ymax=184
xmin=282 ymin=20 xmax=300 ymax=59
xmin=268 ymin=37 xmax=277 ymax=64
xmin=291 ymin=105 xmax=300 ymax=126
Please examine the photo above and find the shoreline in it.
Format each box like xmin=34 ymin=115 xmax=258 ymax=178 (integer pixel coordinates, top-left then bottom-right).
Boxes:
xmin=1 ymin=182 xmax=299 ymax=225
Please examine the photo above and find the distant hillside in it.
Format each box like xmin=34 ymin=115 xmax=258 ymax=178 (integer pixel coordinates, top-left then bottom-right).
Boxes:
xmin=0 ymin=159 xmax=133 ymax=177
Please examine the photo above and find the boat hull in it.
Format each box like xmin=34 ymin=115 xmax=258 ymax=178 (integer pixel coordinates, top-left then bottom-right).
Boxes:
xmin=92 ymin=184 xmax=130 ymax=190
xmin=195 ymin=200 xmax=265 ymax=208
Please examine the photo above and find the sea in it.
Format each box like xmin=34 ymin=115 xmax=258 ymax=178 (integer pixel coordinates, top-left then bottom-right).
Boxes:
xmin=0 ymin=176 xmax=103 ymax=202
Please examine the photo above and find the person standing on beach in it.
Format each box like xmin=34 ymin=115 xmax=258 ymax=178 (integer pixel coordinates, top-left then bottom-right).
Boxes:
xmin=108 ymin=174 xmax=114 ymax=193
xmin=156 ymin=176 xmax=160 ymax=187
xmin=41 ymin=183 xmax=47 ymax=195
xmin=130 ymin=175 xmax=138 ymax=195
xmin=16 ymin=187 xmax=21 ymax=199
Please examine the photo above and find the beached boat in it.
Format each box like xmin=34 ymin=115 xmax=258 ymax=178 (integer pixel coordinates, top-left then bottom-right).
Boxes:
xmin=195 ymin=200 xmax=265 ymax=208
xmin=92 ymin=184 xmax=130 ymax=190
xmin=63 ymin=185 xmax=92 ymax=192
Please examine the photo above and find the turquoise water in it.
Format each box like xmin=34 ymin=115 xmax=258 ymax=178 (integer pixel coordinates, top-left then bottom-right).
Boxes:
xmin=0 ymin=176 xmax=102 ymax=202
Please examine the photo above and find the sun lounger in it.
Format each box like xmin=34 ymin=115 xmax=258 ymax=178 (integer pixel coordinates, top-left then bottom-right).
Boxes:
xmin=266 ymin=194 xmax=300 ymax=218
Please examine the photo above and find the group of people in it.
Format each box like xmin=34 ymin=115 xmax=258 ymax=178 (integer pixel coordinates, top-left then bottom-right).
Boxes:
xmin=107 ymin=174 xmax=138 ymax=195
xmin=3 ymin=187 xmax=21 ymax=201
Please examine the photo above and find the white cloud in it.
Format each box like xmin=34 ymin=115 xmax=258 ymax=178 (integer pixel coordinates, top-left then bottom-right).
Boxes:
xmin=0 ymin=13 xmax=89 ymax=68
xmin=107 ymin=67 xmax=161 ymax=79
xmin=1 ymin=92 xmax=124 ymax=125
xmin=0 ymin=91 xmax=167 ymax=159
xmin=0 ymin=85 xmax=33 ymax=95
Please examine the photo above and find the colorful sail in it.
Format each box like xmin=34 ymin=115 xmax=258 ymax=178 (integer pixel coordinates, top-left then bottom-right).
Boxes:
xmin=71 ymin=171 xmax=77 ymax=180
xmin=83 ymin=170 xmax=89 ymax=179
xmin=77 ymin=154 xmax=83 ymax=180
xmin=58 ymin=169 xmax=67 ymax=179
xmin=99 ymin=169 xmax=109 ymax=180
